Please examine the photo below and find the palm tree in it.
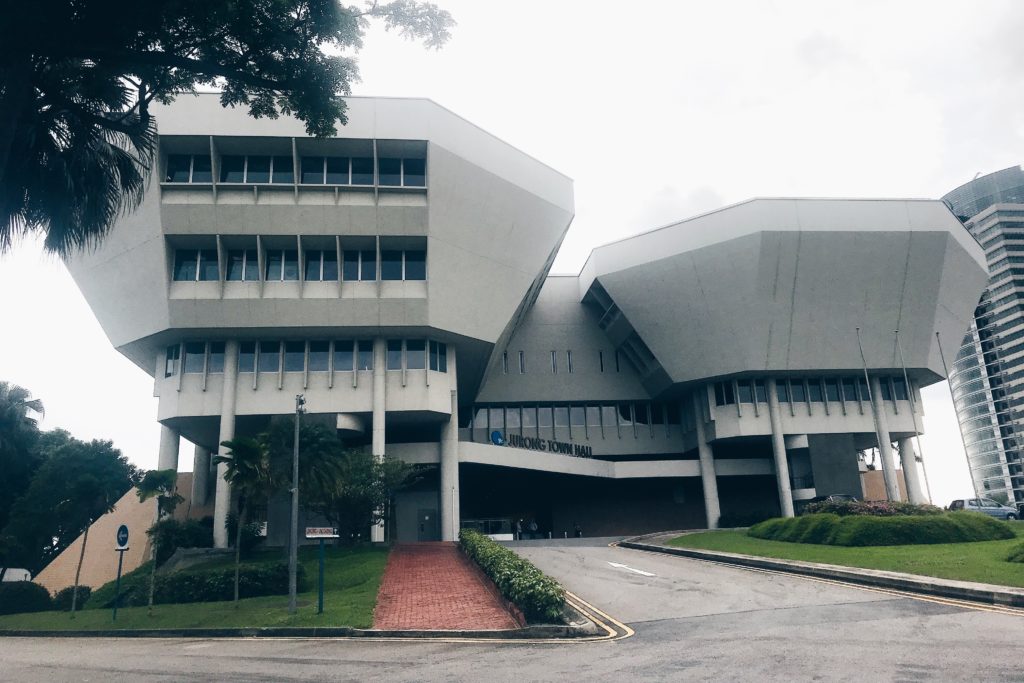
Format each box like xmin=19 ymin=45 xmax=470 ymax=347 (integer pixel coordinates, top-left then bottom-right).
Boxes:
xmin=214 ymin=437 xmax=277 ymax=606
xmin=135 ymin=469 xmax=183 ymax=616
xmin=0 ymin=381 xmax=44 ymax=582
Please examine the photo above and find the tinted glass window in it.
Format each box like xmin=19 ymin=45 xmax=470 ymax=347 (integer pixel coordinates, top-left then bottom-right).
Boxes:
xmin=381 ymin=250 xmax=403 ymax=280
xmin=271 ymin=156 xmax=293 ymax=183
xmin=406 ymin=340 xmax=426 ymax=369
xmin=357 ymin=340 xmax=374 ymax=370
xmin=405 ymin=250 xmax=426 ymax=280
xmin=352 ymin=157 xmax=374 ymax=184
xmin=522 ymin=407 xmax=538 ymax=429
xmin=342 ymin=251 xmax=360 ymax=281
xmin=538 ymin=407 xmax=553 ymax=428
xmin=308 ymin=341 xmax=329 ymax=371
xmin=437 ymin=342 xmax=447 ymax=372
xmin=184 ymin=343 xmax=205 ymax=373
xmin=207 ymin=342 xmax=225 ymax=373
xmin=258 ymin=341 xmax=280 ymax=372
xmin=880 ymin=379 xmax=893 ymax=401
xmin=404 ymin=158 xmax=426 ymax=186
xmin=174 ymin=250 xmax=198 ymax=281
xmin=894 ymin=378 xmax=909 ymax=401
xmin=301 ymin=156 xmax=324 ymax=184
xmin=227 ymin=250 xmax=246 ymax=281
xmin=586 ymin=405 xmax=601 ymax=427
xmin=618 ymin=403 xmax=633 ymax=426
xmin=246 ymin=156 xmax=270 ymax=183
xmin=360 ymin=250 xmax=376 ymax=280
xmin=333 ymin=340 xmax=354 ymax=372
xmin=825 ymin=379 xmax=840 ymax=402
xmin=778 ymin=381 xmax=790 ymax=402
xmin=808 ymin=381 xmax=823 ymax=402
xmin=379 ymin=158 xmax=401 ymax=186
xmin=857 ymin=377 xmax=870 ymax=402
xmin=164 ymin=345 xmax=179 ymax=377
xmin=282 ymin=250 xmax=299 ymax=281
xmin=305 ymin=251 xmax=322 ymax=281
xmin=265 ymin=251 xmax=283 ymax=281
xmin=755 ymin=380 xmax=767 ymax=403
xmin=842 ymin=378 xmax=857 ymax=401
xmin=165 ymin=155 xmax=191 ymax=182
xmin=238 ymin=342 xmax=256 ymax=373
xmin=601 ymin=405 xmax=617 ymax=431
xmin=321 ymin=250 xmax=338 ymax=281
xmin=220 ymin=155 xmax=244 ymax=183
xmin=325 ymin=157 xmax=349 ymax=184
xmin=791 ymin=381 xmax=806 ymax=402
xmin=554 ymin=406 xmax=570 ymax=427
xmin=198 ymin=250 xmax=219 ymax=281
xmin=570 ymin=406 xmax=586 ymax=427
xmin=386 ymin=340 xmax=403 ymax=369
xmin=284 ymin=341 xmax=305 ymax=371
xmin=737 ymin=381 xmax=753 ymax=403
xmin=190 ymin=155 xmax=212 ymax=182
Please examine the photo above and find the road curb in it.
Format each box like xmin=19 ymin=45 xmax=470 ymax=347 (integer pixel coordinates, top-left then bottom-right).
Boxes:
xmin=619 ymin=539 xmax=1024 ymax=609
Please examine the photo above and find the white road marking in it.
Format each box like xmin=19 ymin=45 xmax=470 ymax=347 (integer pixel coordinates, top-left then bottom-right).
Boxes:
xmin=607 ymin=561 xmax=655 ymax=577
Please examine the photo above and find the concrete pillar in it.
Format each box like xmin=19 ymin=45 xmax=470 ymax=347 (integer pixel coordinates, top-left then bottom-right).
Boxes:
xmin=440 ymin=347 xmax=460 ymax=541
xmin=898 ymin=437 xmax=927 ymax=505
xmin=868 ymin=375 xmax=901 ymax=502
xmin=191 ymin=445 xmax=211 ymax=507
xmin=157 ymin=424 xmax=180 ymax=471
xmin=213 ymin=340 xmax=239 ymax=549
xmin=692 ymin=387 xmax=721 ymax=529
xmin=766 ymin=378 xmax=795 ymax=517
xmin=371 ymin=338 xmax=386 ymax=543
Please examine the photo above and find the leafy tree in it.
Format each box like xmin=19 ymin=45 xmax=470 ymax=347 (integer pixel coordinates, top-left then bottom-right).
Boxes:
xmin=1 ymin=0 xmax=455 ymax=255
xmin=1 ymin=434 xmax=140 ymax=576
xmin=136 ymin=469 xmax=184 ymax=615
xmin=0 ymin=382 xmax=44 ymax=536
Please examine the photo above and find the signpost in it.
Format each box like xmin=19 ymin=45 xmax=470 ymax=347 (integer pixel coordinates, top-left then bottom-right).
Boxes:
xmin=305 ymin=527 xmax=339 ymax=614
xmin=112 ymin=524 xmax=129 ymax=621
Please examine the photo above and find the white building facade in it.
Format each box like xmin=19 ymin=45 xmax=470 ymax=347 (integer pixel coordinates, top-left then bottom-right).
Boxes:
xmin=66 ymin=96 xmax=988 ymax=543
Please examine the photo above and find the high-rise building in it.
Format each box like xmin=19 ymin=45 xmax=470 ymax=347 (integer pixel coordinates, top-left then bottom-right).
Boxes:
xmin=943 ymin=166 xmax=1024 ymax=511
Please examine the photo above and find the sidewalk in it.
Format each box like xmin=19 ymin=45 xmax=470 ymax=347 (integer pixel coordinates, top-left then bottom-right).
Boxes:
xmin=373 ymin=542 xmax=521 ymax=630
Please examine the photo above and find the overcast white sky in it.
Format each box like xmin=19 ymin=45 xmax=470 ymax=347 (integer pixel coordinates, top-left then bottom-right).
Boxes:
xmin=2 ymin=0 xmax=1022 ymax=506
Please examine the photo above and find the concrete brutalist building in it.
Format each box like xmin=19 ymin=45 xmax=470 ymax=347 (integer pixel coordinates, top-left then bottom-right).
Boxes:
xmin=66 ymin=95 xmax=988 ymax=543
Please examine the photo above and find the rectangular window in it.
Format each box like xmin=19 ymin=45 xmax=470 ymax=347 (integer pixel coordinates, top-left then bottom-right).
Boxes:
xmin=227 ymin=249 xmax=258 ymax=281
xmin=651 ymin=403 xmax=666 ymax=425
xmin=538 ymin=406 xmax=553 ymax=430
xmin=301 ymin=156 xmax=325 ymax=184
xmin=304 ymin=250 xmax=338 ymax=281
xmin=284 ymin=341 xmax=305 ymax=372
xmin=790 ymin=381 xmax=806 ymax=402
xmin=258 ymin=341 xmax=280 ymax=373
xmin=220 ymin=155 xmax=245 ymax=183
xmin=207 ymin=342 xmax=225 ymax=373
xmin=238 ymin=342 xmax=256 ymax=373
xmin=599 ymin=351 xmax=605 ymax=373
xmin=357 ymin=340 xmax=374 ymax=370
xmin=404 ymin=250 xmax=426 ymax=280
xmin=386 ymin=340 xmax=403 ymax=370
xmin=894 ymin=377 xmax=909 ymax=401
xmin=265 ymin=250 xmax=299 ymax=281
xmin=271 ymin=155 xmax=293 ymax=184
xmin=265 ymin=250 xmax=282 ymax=281
xmin=825 ymin=379 xmax=841 ymax=402
xmin=601 ymin=405 xmax=617 ymax=434
xmin=308 ymin=341 xmax=329 ymax=371
xmin=554 ymin=406 xmax=570 ymax=430
xmin=615 ymin=350 xmax=622 ymax=372
xmin=190 ymin=155 xmax=212 ymax=183
xmin=403 ymin=158 xmax=426 ymax=187
xmin=586 ymin=405 xmax=601 ymax=427
xmin=566 ymin=351 xmax=573 ymax=373
xmin=381 ymin=250 xmax=403 ymax=280
xmin=551 ymin=351 xmax=557 ymax=374
xmin=183 ymin=342 xmax=206 ymax=373
xmin=282 ymin=250 xmax=299 ymax=281
xmin=361 ymin=250 xmax=377 ymax=280
xmin=518 ymin=351 xmax=526 ymax=373
xmin=842 ymin=378 xmax=858 ymax=402
xmin=406 ymin=340 xmax=426 ymax=370
xmin=778 ymin=381 xmax=790 ymax=402
xmin=522 ymin=406 xmax=538 ymax=432
xmin=342 ymin=251 xmax=360 ymax=281
xmin=666 ymin=401 xmax=681 ymax=425
xmin=754 ymin=380 xmax=767 ymax=403
xmin=173 ymin=249 xmax=198 ymax=281
xmin=164 ymin=344 xmax=180 ymax=377
xmin=570 ymin=406 xmax=586 ymax=430
xmin=334 ymin=340 xmax=355 ymax=372
xmin=505 ymin=406 xmax=521 ymax=434
xmin=879 ymin=378 xmax=893 ymax=401
xmin=857 ymin=377 xmax=871 ymax=402
xmin=502 ymin=351 xmax=509 ymax=374
xmin=618 ymin=403 xmax=633 ymax=426
xmin=351 ymin=157 xmax=374 ymax=185
xmin=165 ymin=155 xmax=191 ymax=183
xmin=246 ymin=156 xmax=270 ymax=183
xmin=198 ymin=250 xmax=219 ymax=281
xmin=737 ymin=380 xmax=753 ymax=404
xmin=379 ymin=158 xmax=402 ymax=186
xmin=808 ymin=380 xmax=823 ymax=402
xmin=429 ymin=340 xmax=447 ymax=372
xmin=635 ymin=403 xmax=651 ymax=425
xmin=325 ymin=157 xmax=349 ymax=185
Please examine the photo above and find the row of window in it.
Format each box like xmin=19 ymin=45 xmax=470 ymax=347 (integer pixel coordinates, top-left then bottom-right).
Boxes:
xmin=172 ymin=247 xmax=426 ymax=282
xmin=164 ymin=339 xmax=448 ymax=377
xmin=164 ymin=154 xmax=425 ymax=187
xmin=465 ymin=401 xmax=686 ymax=441
xmin=500 ymin=350 xmax=626 ymax=375
xmin=712 ymin=376 xmax=910 ymax=408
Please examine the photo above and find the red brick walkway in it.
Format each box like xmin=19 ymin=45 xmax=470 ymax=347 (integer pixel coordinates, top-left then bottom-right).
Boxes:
xmin=373 ymin=542 xmax=520 ymax=630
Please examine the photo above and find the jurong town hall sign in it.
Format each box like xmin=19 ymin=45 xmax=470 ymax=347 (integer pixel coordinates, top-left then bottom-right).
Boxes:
xmin=490 ymin=431 xmax=594 ymax=458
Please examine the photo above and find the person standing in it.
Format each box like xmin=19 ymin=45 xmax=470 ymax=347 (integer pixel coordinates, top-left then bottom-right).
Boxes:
xmin=515 ymin=518 xmax=523 ymax=541
xmin=573 ymin=521 xmax=583 ymax=538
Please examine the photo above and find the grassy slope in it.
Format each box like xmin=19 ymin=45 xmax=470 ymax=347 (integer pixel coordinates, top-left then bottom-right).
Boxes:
xmin=668 ymin=522 xmax=1024 ymax=588
xmin=0 ymin=545 xmax=388 ymax=631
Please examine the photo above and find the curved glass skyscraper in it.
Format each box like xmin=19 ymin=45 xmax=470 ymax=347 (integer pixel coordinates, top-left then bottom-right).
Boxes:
xmin=943 ymin=166 xmax=1024 ymax=509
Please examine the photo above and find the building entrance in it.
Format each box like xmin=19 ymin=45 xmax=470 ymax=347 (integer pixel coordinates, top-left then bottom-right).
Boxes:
xmin=417 ymin=509 xmax=439 ymax=541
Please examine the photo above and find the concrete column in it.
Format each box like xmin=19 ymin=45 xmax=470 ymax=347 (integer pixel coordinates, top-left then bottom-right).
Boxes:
xmin=868 ymin=375 xmax=901 ymax=502
xmin=766 ymin=378 xmax=795 ymax=517
xmin=371 ymin=338 xmax=386 ymax=543
xmin=898 ymin=437 xmax=926 ymax=505
xmin=191 ymin=445 xmax=211 ymax=507
xmin=692 ymin=388 xmax=721 ymax=529
xmin=157 ymin=424 xmax=180 ymax=471
xmin=440 ymin=347 xmax=460 ymax=541
xmin=213 ymin=340 xmax=239 ymax=549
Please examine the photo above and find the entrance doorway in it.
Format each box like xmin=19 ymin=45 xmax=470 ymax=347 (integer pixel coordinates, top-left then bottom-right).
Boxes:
xmin=417 ymin=509 xmax=439 ymax=541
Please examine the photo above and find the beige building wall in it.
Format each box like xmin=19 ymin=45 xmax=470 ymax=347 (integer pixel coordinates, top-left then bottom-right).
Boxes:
xmin=860 ymin=469 xmax=909 ymax=502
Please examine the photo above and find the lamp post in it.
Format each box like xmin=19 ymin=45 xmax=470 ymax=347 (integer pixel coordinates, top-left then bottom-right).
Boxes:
xmin=288 ymin=394 xmax=305 ymax=615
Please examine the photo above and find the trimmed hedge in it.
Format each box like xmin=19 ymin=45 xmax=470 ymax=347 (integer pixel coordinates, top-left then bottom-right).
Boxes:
xmin=0 ymin=581 xmax=53 ymax=615
xmin=53 ymin=585 xmax=92 ymax=611
xmin=1008 ymin=542 xmax=1024 ymax=563
xmin=749 ymin=512 xmax=1015 ymax=547
xmin=459 ymin=529 xmax=564 ymax=623
xmin=87 ymin=562 xmax=305 ymax=608
xmin=802 ymin=500 xmax=944 ymax=517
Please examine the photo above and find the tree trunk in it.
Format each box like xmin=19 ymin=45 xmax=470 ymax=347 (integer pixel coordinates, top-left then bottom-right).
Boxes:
xmin=147 ymin=538 xmax=158 ymax=616
xmin=234 ymin=505 xmax=246 ymax=606
xmin=70 ymin=524 xmax=90 ymax=618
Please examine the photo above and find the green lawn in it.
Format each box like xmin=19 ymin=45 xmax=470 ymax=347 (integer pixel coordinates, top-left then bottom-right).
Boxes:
xmin=667 ymin=522 xmax=1024 ymax=588
xmin=0 ymin=545 xmax=388 ymax=631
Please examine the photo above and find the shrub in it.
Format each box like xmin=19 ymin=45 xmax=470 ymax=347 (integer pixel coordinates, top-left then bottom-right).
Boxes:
xmin=53 ymin=585 xmax=92 ymax=611
xmin=0 ymin=581 xmax=53 ymax=615
xmin=802 ymin=500 xmax=944 ymax=517
xmin=1007 ymin=542 xmax=1024 ymax=563
xmin=86 ymin=562 xmax=305 ymax=608
xmin=148 ymin=517 xmax=214 ymax=565
xmin=749 ymin=512 xmax=1015 ymax=547
xmin=459 ymin=529 xmax=564 ymax=623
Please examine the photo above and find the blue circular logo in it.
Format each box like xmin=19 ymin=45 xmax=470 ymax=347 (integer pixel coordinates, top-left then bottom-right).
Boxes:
xmin=116 ymin=524 xmax=129 ymax=548
xmin=490 ymin=430 xmax=505 ymax=446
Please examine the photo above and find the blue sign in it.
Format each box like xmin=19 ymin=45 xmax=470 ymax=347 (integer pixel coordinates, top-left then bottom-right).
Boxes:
xmin=490 ymin=430 xmax=505 ymax=446
xmin=116 ymin=524 xmax=129 ymax=549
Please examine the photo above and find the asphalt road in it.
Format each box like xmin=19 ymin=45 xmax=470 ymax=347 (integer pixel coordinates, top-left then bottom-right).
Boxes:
xmin=2 ymin=538 xmax=1022 ymax=682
